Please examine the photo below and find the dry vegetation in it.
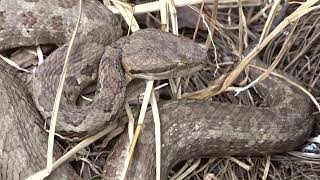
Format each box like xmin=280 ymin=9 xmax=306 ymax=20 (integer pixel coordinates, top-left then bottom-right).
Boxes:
xmin=4 ymin=0 xmax=320 ymax=179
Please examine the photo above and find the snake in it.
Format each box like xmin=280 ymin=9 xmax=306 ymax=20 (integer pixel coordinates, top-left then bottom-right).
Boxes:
xmin=0 ymin=0 xmax=205 ymax=140
xmin=0 ymin=0 xmax=315 ymax=179
xmin=103 ymin=64 xmax=315 ymax=179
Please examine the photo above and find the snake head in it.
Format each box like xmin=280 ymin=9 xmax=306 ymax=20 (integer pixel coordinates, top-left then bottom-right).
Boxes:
xmin=120 ymin=28 xmax=207 ymax=81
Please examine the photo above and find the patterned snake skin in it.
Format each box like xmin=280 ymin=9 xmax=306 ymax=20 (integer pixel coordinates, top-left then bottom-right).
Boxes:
xmin=0 ymin=0 xmax=315 ymax=179
xmin=0 ymin=0 xmax=205 ymax=140
xmin=103 ymin=65 xmax=314 ymax=179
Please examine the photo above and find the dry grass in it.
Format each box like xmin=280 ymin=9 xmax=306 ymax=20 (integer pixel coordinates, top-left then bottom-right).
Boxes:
xmin=4 ymin=0 xmax=320 ymax=179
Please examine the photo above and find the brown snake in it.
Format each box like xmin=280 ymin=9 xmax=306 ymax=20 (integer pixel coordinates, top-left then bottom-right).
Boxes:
xmin=0 ymin=0 xmax=204 ymax=140
xmin=103 ymin=64 xmax=314 ymax=180
xmin=0 ymin=0 xmax=315 ymax=179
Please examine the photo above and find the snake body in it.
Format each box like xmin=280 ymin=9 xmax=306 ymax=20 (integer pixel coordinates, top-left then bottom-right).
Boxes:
xmin=0 ymin=63 xmax=81 ymax=179
xmin=103 ymin=67 xmax=314 ymax=179
xmin=0 ymin=0 xmax=315 ymax=179
xmin=0 ymin=0 xmax=205 ymax=140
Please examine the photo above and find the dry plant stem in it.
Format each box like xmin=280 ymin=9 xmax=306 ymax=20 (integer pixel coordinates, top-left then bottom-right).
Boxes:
xmin=125 ymin=101 xmax=135 ymax=142
xmin=234 ymin=20 xmax=297 ymax=95
xmin=175 ymin=159 xmax=201 ymax=180
xmin=259 ymin=0 xmax=281 ymax=44
xmin=169 ymin=162 xmax=190 ymax=180
xmin=0 ymin=54 xmax=30 ymax=72
xmin=283 ymin=25 xmax=320 ymax=71
xmin=107 ymin=0 xmax=263 ymax=15
xmin=262 ymin=155 xmax=271 ymax=180
xmin=288 ymin=151 xmax=320 ymax=159
xmin=167 ymin=0 xmax=178 ymax=35
xmin=150 ymin=89 xmax=162 ymax=180
xmin=227 ymin=156 xmax=251 ymax=170
xmin=122 ymin=80 xmax=154 ymax=179
xmin=166 ymin=0 xmax=178 ymax=97
xmin=247 ymin=3 xmax=273 ymax=25
xmin=169 ymin=78 xmax=178 ymax=96
xmin=241 ymin=2 xmax=250 ymax=47
xmin=176 ymin=78 xmax=182 ymax=99
xmin=202 ymin=14 xmax=219 ymax=72
xmin=194 ymin=158 xmax=216 ymax=174
xmin=258 ymin=21 xmax=297 ymax=82
xmin=36 ymin=46 xmax=44 ymax=65
xmin=205 ymin=0 xmax=219 ymax=51
xmin=121 ymin=80 xmax=163 ymax=180
xmin=160 ymin=0 xmax=168 ymax=30
xmin=192 ymin=2 xmax=205 ymax=40
xmin=238 ymin=0 xmax=244 ymax=56
xmin=110 ymin=0 xmax=140 ymax=32
xmin=26 ymin=1 xmax=82 ymax=179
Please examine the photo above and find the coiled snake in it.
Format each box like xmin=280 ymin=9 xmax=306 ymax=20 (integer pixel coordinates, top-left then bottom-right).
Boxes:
xmin=0 ymin=0 xmax=314 ymax=179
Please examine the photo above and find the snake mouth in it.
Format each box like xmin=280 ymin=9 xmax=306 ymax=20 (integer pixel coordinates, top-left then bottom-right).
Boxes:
xmin=128 ymin=63 xmax=204 ymax=80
